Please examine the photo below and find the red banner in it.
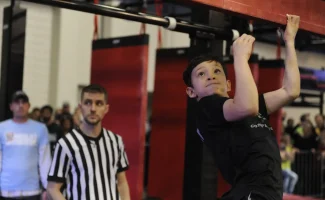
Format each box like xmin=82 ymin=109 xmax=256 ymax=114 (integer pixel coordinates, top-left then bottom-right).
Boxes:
xmin=91 ymin=35 xmax=149 ymax=200
xmin=147 ymin=48 xmax=188 ymax=200
xmin=188 ymin=0 xmax=325 ymax=35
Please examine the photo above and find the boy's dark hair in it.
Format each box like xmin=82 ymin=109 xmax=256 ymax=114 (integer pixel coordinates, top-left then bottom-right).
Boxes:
xmin=183 ymin=54 xmax=227 ymax=87
xmin=41 ymin=105 xmax=53 ymax=114
xmin=81 ymin=84 xmax=108 ymax=102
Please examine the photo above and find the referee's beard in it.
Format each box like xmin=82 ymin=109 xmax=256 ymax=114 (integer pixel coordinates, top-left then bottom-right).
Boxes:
xmin=84 ymin=117 xmax=101 ymax=126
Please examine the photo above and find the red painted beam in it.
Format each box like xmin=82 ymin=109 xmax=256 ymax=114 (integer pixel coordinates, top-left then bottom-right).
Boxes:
xmin=186 ymin=0 xmax=325 ymax=36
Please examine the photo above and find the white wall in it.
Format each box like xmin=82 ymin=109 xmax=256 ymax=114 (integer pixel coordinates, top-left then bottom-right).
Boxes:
xmin=54 ymin=9 xmax=93 ymax=110
xmin=22 ymin=2 xmax=54 ymax=109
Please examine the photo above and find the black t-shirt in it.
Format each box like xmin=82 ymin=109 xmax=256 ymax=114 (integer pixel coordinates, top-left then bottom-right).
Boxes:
xmin=47 ymin=123 xmax=64 ymax=155
xmin=196 ymin=94 xmax=283 ymax=200
xmin=291 ymin=133 xmax=318 ymax=151
xmin=284 ymin=126 xmax=295 ymax=135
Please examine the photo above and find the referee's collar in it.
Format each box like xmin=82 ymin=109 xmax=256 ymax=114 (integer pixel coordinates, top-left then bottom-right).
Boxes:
xmin=75 ymin=127 xmax=104 ymax=142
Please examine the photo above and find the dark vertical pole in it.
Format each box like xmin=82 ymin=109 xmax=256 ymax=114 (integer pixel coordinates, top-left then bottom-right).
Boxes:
xmin=0 ymin=1 xmax=15 ymax=121
xmin=0 ymin=1 xmax=27 ymax=121
xmin=320 ymin=93 xmax=324 ymax=115
xmin=183 ymin=8 xmax=225 ymax=200
xmin=8 ymin=0 xmax=15 ymax=67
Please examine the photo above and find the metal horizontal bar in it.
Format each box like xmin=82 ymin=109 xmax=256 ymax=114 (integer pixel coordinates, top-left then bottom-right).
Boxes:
xmin=22 ymin=0 xmax=236 ymax=40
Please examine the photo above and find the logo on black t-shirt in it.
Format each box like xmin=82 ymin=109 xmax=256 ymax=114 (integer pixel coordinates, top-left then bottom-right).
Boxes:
xmin=248 ymin=192 xmax=252 ymax=200
xmin=196 ymin=129 xmax=204 ymax=142
xmin=250 ymin=113 xmax=273 ymax=131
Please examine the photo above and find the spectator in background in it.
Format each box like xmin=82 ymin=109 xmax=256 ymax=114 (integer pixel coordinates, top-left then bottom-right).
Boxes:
xmin=318 ymin=130 xmax=325 ymax=153
xmin=294 ymin=113 xmax=311 ymax=136
xmin=60 ymin=115 xmax=74 ymax=135
xmin=30 ymin=107 xmax=41 ymax=121
xmin=61 ymin=102 xmax=73 ymax=120
xmin=292 ymin=120 xmax=318 ymax=151
xmin=54 ymin=109 xmax=62 ymax=125
xmin=314 ymin=114 xmax=325 ymax=136
xmin=55 ymin=102 xmax=73 ymax=125
xmin=280 ymin=134 xmax=299 ymax=194
xmin=73 ymin=107 xmax=83 ymax=127
xmin=40 ymin=105 xmax=64 ymax=155
xmin=285 ymin=118 xmax=295 ymax=135
xmin=0 ymin=91 xmax=52 ymax=200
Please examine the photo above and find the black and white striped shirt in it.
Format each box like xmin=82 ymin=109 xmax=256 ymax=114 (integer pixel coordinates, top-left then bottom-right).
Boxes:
xmin=48 ymin=128 xmax=129 ymax=200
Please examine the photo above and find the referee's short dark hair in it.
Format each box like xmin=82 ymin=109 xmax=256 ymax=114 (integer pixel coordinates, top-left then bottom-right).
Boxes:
xmin=183 ymin=54 xmax=227 ymax=87
xmin=41 ymin=105 xmax=53 ymax=114
xmin=81 ymin=84 xmax=108 ymax=103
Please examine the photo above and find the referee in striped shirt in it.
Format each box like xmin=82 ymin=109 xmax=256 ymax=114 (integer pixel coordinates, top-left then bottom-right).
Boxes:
xmin=47 ymin=84 xmax=130 ymax=200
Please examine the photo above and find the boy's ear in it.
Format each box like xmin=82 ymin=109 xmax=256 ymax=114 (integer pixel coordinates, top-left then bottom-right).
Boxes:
xmin=226 ymin=80 xmax=231 ymax=92
xmin=186 ymin=87 xmax=197 ymax=98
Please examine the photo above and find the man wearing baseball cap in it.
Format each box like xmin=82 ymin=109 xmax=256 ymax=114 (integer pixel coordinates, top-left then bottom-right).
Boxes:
xmin=0 ymin=90 xmax=52 ymax=200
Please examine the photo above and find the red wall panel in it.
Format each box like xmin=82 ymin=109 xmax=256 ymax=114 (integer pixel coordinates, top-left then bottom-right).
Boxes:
xmin=91 ymin=35 xmax=149 ymax=200
xmin=147 ymin=48 xmax=188 ymax=200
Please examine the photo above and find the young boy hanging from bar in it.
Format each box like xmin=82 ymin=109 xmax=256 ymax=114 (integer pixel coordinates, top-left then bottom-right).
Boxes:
xmin=183 ymin=14 xmax=300 ymax=200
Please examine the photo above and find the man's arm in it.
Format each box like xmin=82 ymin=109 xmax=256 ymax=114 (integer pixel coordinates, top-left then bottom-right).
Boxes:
xmin=117 ymin=172 xmax=130 ymax=200
xmin=47 ymin=182 xmax=65 ymax=200
xmin=39 ymin=125 xmax=52 ymax=189
xmin=0 ymin=137 xmax=2 ymax=184
xmin=47 ymin=141 xmax=71 ymax=200
xmin=116 ymin=136 xmax=130 ymax=200
xmin=264 ymin=15 xmax=301 ymax=115
xmin=223 ymin=34 xmax=259 ymax=121
xmin=0 ymin=130 xmax=2 ymax=174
